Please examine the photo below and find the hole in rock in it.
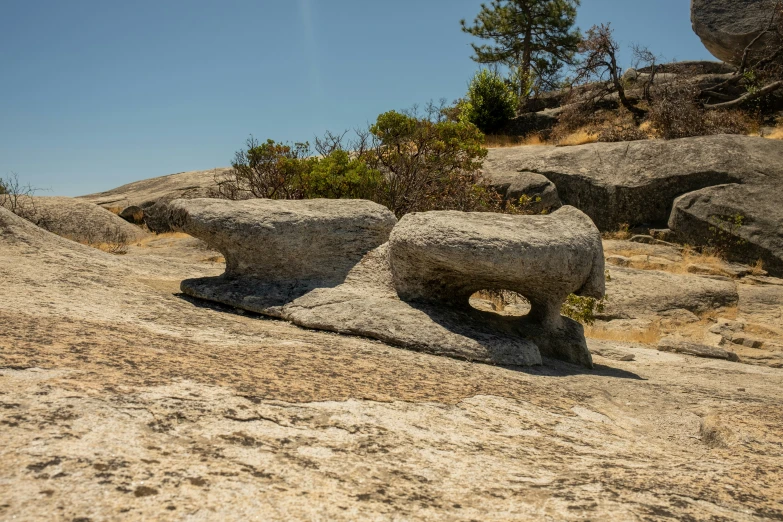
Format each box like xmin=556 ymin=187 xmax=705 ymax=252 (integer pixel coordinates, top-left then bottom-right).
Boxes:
xmin=469 ymin=290 xmax=531 ymax=317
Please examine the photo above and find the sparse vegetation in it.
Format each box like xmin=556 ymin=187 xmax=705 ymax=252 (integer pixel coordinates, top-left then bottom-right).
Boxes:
xmin=0 ymin=173 xmax=46 ymax=225
xmin=561 ymin=294 xmax=606 ymax=325
xmin=216 ymin=109 xmax=507 ymax=218
xmin=708 ymin=213 xmax=748 ymax=256
xmin=461 ymin=69 xmax=518 ymax=134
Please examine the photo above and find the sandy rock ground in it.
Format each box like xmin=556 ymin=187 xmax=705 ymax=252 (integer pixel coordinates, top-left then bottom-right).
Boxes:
xmin=2 ymin=207 xmax=783 ymax=521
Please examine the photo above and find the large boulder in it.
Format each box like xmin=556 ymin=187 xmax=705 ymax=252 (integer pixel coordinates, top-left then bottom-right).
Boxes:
xmin=389 ymin=206 xmax=604 ymax=323
xmin=118 ymin=205 xmax=144 ymax=225
xmin=600 ymin=266 xmax=739 ymax=320
xmin=670 ymin=183 xmax=783 ymax=276
xmin=691 ymin=0 xmax=782 ymax=65
xmin=484 ymin=135 xmax=783 ymax=275
xmin=484 ymin=171 xmax=561 ymax=213
xmin=77 ymin=167 xmax=229 ymax=208
xmin=168 ymin=198 xmax=397 ymax=312
xmin=387 ymin=206 xmax=605 ymax=367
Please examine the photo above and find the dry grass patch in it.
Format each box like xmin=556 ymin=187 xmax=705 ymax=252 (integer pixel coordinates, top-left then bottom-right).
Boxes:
xmin=556 ymin=128 xmax=599 ymax=147
xmin=484 ymin=134 xmax=547 ymax=148
xmin=136 ymin=231 xmax=192 ymax=247
xmin=584 ymin=320 xmax=661 ymax=345
xmin=602 ymin=223 xmax=632 ymax=240
xmin=765 ymin=126 xmax=783 ymax=140
xmin=104 ymin=205 xmax=123 ymax=215
xmin=750 ymin=259 xmax=766 ymax=276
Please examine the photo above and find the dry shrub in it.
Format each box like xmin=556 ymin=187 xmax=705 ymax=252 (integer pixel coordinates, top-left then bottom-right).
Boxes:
xmin=549 ymin=102 xmax=596 ymax=143
xmin=602 ymin=223 xmax=631 ymax=240
xmin=648 ymin=85 xmax=706 ymax=139
xmin=750 ymin=259 xmax=766 ymax=276
xmin=596 ymin=111 xmax=650 ymax=142
xmin=77 ymin=224 xmax=129 ymax=255
xmin=704 ymin=109 xmax=756 ymax=135
xmin=105 ymin=206 xmax=123 ymax=215
xmin=648 ymin=85 xmax=754 ymax=139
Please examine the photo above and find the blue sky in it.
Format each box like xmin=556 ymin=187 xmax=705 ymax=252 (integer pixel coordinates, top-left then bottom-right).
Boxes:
xmin=1 ymin=0 xmax=714 ymax=196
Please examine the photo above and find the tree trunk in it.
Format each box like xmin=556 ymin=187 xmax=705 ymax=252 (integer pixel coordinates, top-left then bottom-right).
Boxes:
xmin=521 ymin=1 xmax=533 ymax=98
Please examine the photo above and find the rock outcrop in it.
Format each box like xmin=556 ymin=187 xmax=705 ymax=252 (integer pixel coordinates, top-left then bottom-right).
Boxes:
xmin=1 ymin=196 xmax=147 ymax=244
xmin=170 ymin=200 xmax=604 ymax=367
xmin=600 ymin=266 xmax=739 ymax=320
xmin=484 ymin=171 xmax=561 ymax=213
xmin=658 ymin=337 xmax=740 ymax=362
xmin=388 ymin=207 xmax=603 ymax=366
xmin=118 ymin=205 xmax=144 ymax=225
xmin=691 ymin=0 xmax=782 ymax=65
xmin=78 ymin=168 xmax=229 ymax=208
xmin=168 ymin=198 xmax=398 ymax=312
xmin=670 ymin=183 xmax=783 ymax=276
xmin=5 ymin=203 xmax=783 ymax=520
xmin=484 ymin=135 xmax=783 ymax=276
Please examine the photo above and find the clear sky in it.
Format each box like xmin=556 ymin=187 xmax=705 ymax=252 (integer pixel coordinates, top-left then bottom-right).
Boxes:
xmin=1 ymin=0 xmax=714 ymax=196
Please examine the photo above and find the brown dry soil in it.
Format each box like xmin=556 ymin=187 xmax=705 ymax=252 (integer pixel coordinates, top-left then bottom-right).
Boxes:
xmin=2 ymin=207 xmax=783 ymax=521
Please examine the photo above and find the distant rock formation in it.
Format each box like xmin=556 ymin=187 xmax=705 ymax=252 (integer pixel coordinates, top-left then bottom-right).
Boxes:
xmin=692 ymin=0 xmax=782 ymax=65
xmin=483 ymin=135 xmax=783 ymax=276
xmin=1 ymin=196 xmax=146 ymax=244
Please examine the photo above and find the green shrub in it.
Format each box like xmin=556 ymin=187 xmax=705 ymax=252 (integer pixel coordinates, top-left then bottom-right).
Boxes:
xmin=218 ymin=110 xmax=502 ymax=218
xmin=297 ymin=150 xmax=383 ymax=200
xmin=561 ymin=294 xmax=606 ymax=325
xmin=366 ymin=110 xmax=494 ymax=217
xmin=463 ymin=70 xmax=518 ymax=134
xmin=215 ymin=138 xmax=314 ymax=200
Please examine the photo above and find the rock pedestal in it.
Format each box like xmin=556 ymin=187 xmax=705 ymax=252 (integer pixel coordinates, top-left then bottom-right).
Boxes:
xmin=170 ymin=199 xmax=604 ymax=368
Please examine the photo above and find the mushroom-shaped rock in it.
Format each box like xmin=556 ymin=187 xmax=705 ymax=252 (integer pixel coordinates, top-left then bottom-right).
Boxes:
xmin=388 ymin=206 xmax=605 ymax=366
xmin=167 ymin=198 xmax=397 ymax=313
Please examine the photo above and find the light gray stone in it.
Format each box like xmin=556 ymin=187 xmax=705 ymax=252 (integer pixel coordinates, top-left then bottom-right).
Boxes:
xmin=669 ymin=183 xmax=783 ymax=277
xmin=658 ymin=337 xmax=740 ymax=362
xmin=484 ymin=171 xmax=561 ymax=213
xmin=169 ymin=201 xmax=603 ymax=368
xmin=485 ymin=136 xmax=783 ymax=276
xmin=600 ymin=266 xmax=739 ymax=320
xmin=0 ymin=195 xmax=147 ymax=244
xmin=282 ymin=244 xmax=543 ymax=367
xmin=484 ymin=135 xmax=783 ymax=231
xmin=388 ymin=206 xmax=605 ymax=366
xmin=691 ymin=0 xmax=782 ymax=65
xmin=168 ymin=198 xmax=397 ymax=313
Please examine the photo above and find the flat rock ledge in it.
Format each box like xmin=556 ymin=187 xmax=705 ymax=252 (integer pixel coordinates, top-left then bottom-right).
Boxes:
xmin=170 ymin=199 xmax=604 ymax=368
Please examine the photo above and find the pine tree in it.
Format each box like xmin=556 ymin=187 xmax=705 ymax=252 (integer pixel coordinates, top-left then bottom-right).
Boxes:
xmin=461 ymin=0 xmax=581 ymax=98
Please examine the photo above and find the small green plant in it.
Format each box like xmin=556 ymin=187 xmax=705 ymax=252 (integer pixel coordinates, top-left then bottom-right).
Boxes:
xmin=561 ymin=294 xmax=607 ymax=326
xmin=708 ymin=213 xmax=747 ymax=256
xmin=503 ymin=194 xmax=549 ymax=215
xmin=462 ymin=69 xmax=518 ymax=134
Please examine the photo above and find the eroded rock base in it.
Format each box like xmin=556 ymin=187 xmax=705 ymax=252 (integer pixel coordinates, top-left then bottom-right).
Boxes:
xmin=182 ymin=245 xmax=592 ymax=368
